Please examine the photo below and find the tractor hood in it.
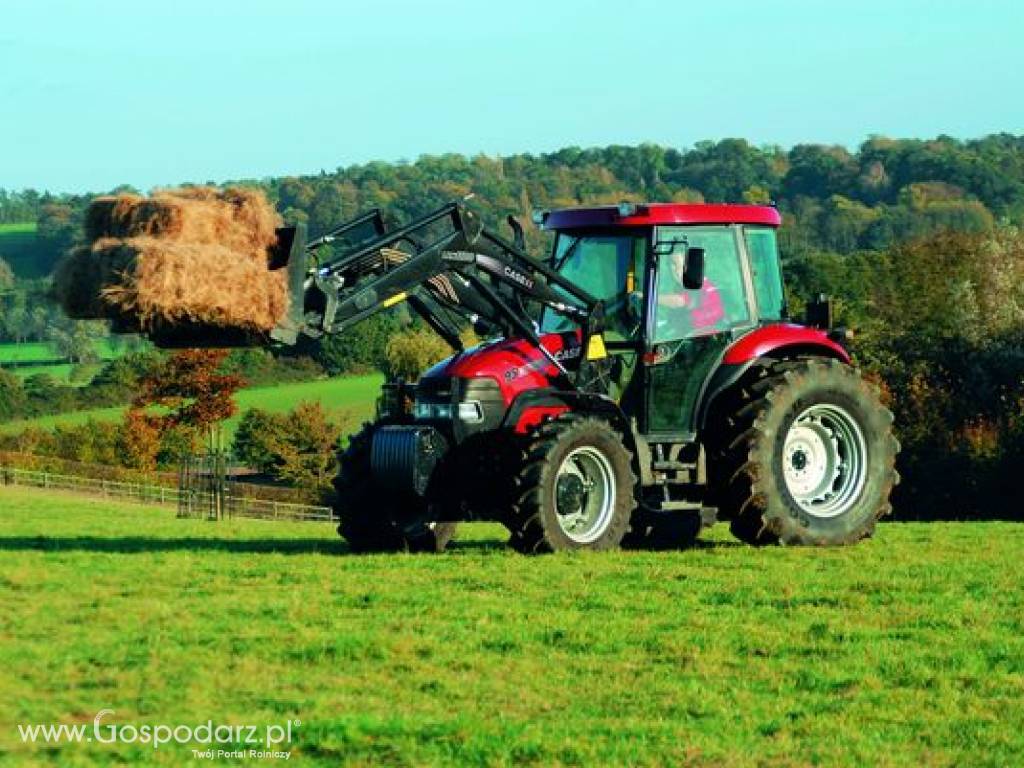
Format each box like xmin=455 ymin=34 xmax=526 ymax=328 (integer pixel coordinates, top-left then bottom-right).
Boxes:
xmin=420 ymin=330 xmax=582 ymax=405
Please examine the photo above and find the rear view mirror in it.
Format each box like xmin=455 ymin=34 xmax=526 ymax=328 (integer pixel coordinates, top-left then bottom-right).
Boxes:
xmin=683 ymin=247 xmax=705 ymax=290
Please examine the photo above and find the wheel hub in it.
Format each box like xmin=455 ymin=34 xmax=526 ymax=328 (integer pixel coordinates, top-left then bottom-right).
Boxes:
xmin=781 ymin=404 xmax=868 ymax=519
xmin=553 ymin=446 xmax=617 ymax=543
xmin=556 ymin=474 xmax=586 ymax=515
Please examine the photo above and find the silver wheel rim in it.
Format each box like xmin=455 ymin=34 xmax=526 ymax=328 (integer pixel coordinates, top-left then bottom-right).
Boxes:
xmin=782 ymin=403 xmax=868 ymax=519
xmin=554 ymin=446 xmax=616 ymax=543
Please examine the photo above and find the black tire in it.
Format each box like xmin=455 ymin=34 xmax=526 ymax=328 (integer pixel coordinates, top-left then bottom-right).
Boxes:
xmin=333 ymin=422 xmax=458 ymax=553
xmin=713 ymin=358 xmax=899 ymax=546
xmin=506 ymin=415 xmax=636 ymax=554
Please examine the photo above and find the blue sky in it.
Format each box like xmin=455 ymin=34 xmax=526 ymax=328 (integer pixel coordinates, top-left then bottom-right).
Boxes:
xmin=1 ymin=0 xmax=1022 ymax=193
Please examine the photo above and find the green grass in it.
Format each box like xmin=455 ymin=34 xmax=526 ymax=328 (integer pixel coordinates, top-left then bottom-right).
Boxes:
xmin=0 ymin=222 xmax=35 ymax=234
xmin=0 ymin=342 xmax=118 ymax=387
xmin=0 ymin=374 xmax=384 ymax=437
xmin=0 ymin=341 xmax=118 ymax=365
xmin=0 ymin=342 xmax=65 ymax=364
xmin=0 ymin=487 xmax=1022 ymax=766
xmin=7 ymin=364 xmax=88 ymax=384
xmin=0 ymin=222 xmax=44 ymax=278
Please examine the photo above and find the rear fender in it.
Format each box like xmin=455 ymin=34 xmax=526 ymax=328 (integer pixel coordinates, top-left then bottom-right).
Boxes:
xmin=722 ymin=324 xmax=850 ymax=366
xmin=697 ymin=325 xmax=851 ymax=431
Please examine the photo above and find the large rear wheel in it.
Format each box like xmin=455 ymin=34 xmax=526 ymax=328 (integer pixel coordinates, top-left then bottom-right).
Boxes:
xmin=334 ymin=423 xmax=457 ymax=553
xmin=714 ymin=359 xmax=899 ymax=546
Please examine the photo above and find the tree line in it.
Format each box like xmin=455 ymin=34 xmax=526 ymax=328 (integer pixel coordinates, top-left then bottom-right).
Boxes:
xmin=1 ymin=134 xmax=1023 ymax=517
xmin=3 ymin=134 xmax=1023 ymax=264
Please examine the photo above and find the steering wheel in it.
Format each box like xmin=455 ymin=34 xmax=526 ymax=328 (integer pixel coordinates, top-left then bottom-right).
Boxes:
xmin=602 ymin=292 xmax=644 ymax=339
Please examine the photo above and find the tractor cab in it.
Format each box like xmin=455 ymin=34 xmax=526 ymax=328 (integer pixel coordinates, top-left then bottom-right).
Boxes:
xmin=538 ymin=203 xmax=790 ymax=438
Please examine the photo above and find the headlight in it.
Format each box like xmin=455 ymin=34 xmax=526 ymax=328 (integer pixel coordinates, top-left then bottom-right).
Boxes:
xmin=413 ymin=402 xmax=453 ymax=420
xmin=413 ymin=401 xmax=482 ymax=422
xmin=457 ymin=401 xmax=484 ymax=423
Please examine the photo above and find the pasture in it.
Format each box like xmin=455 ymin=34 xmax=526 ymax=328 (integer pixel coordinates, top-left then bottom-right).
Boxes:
xmin=0 ymin=222 xmax=42 ymax=278
xmin=0 ymin=486 xmax=1021 ymax=766
xmin=0 ymin=373 xmax=384 ymax=437
xmin=0 ymin=341 xmax=118 ymax=384
xmin=0 ymin=341 xmax=119 ymax=364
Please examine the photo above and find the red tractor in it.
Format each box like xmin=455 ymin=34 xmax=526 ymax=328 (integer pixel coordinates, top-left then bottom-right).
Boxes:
xmin=159 ymin=200 xmax=899 ymax=553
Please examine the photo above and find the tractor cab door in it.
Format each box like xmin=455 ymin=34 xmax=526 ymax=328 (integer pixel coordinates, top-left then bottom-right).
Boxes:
xmin=541 ymin=231 xmax=647 ymax=407
xmin=642 ymin=225 xmax=756 ymax=437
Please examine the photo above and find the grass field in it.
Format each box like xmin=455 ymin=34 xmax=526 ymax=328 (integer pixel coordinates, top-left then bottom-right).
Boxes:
xmin=0 ymin=487 xmax=1021 ymax=766
xmin=0 ymin=341 xmax=114 ymax=387
xmin=0 ymin=341 xmax=118 ymax=386
xmin=0 ymin=222 xmax=43 ymax=278
xmin=5 ymin=363 xmax=92 ymax=384
xmin=0 ymin=373 xmax=384 ymax=437
xmin=0 ymin=341 xmax=119 ymax=365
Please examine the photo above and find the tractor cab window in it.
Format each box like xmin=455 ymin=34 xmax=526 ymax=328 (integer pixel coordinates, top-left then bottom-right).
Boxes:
xmin=744 ymin=226 xmax=785 ymax=321
xmin=652 ymin=226 xmax=750 ymax=342
xmin=541 ymin=233 xmax=645 ymax=341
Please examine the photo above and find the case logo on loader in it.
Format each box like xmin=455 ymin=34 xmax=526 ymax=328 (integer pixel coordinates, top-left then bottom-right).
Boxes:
xmin=502 ymin=266 xmax=535 ymax=290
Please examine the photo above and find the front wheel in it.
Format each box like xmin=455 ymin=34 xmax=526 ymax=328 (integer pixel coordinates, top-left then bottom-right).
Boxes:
xmin=334 ymin=422 xmax=458 ymax=553
xmin=715 ymin=359 xmax=899 ymax=546
xmin=507 ymin=415 xmax=637 ymax=553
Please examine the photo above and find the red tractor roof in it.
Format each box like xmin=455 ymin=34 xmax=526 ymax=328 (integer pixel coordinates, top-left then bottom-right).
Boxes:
xmin=541 ymin=203 xmax=781 ymax=230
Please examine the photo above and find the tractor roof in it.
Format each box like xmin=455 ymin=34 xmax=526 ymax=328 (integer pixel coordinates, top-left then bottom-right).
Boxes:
xmin=540 ymin=203 xmax=781 ymax=230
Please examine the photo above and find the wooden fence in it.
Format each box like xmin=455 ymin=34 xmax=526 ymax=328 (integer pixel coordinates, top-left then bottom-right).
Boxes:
xmin=0 ymin=466 xmax=335 ymax=523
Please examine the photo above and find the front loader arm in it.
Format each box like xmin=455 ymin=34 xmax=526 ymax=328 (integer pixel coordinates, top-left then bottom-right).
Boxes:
xmin=151 ymin=200 xmax=606 ymax=395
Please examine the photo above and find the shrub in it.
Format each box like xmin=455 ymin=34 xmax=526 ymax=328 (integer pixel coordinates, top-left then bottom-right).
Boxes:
xmin=116 ymin=410 xmax=161 ymax=471
xmin=0 ymin=371 xmax=26 ymax=420
xmin=223 ymin=349 xmax=324 ymax=386
xmin=232 ymin=408 xmax=285 ymax=474
xmin=310 ymin=312 xmax=399 ymax=375
xmin=267 ymin=402 xmax=342 ymax=489
xmin=231 ymin=402 xmax=343 ymax=489
xmin=384 ymin=327 xmax=452 ymax=380
xmin=851 ymin=227 xmax=1024 ymax=518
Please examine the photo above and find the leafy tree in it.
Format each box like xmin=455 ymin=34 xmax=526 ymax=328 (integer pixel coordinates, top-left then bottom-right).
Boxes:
xmin=231 ymin=403 xmax=341 ymax=488
xmin=4 ymin=297 xmax=28 ymax=344
xmin=784 ymin=145 xmax=859 ymax=200
xmin=35 ymin=203 xmax=78 ymax=273
xmin=132 ymin=349 xmax=245 ymax=453
xmin=47 ymin=318 xmax=106 ymax=362
xmin=117 ymin=409 xmax=162 ymax=471
xmin=265 ymin=402 xmax=342 ymax=489
xmin=232 ymin=408 xmax=283 ymax=474
xmin=309 ymin=312 xmax=399 ymax=375
xmin=0 ymin=371 xmax=27 ymax=420
xmin=0 ymin=256 xmax=13 ymax=290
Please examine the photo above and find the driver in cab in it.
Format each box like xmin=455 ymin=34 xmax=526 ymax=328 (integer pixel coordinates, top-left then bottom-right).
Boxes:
xmin=657 ymin=246 xmax=724 ymax=337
